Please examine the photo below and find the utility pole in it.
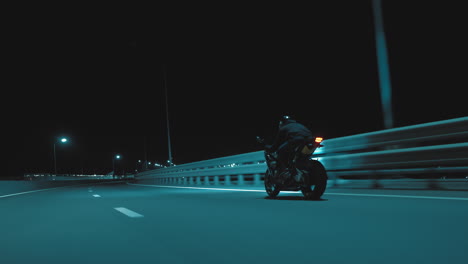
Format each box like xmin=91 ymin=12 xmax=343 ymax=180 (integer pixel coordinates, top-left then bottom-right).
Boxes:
xmin=372 ymin=0 xmax=394 ymax=129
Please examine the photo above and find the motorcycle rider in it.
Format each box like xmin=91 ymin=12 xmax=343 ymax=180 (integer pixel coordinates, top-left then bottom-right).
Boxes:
xmin=266 ymin=115 xmax=314 ymax=176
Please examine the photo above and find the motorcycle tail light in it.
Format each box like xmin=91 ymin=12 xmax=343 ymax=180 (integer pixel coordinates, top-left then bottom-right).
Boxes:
xmin=315 ymin=137 xmax=323 ymax=143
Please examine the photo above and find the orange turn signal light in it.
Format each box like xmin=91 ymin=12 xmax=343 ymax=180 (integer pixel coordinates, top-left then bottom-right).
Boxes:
xmin=315 ymin=137 xmax=323 ymax=143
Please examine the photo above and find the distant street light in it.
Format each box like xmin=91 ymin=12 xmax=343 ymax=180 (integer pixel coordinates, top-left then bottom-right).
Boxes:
xmin=53 ymin=137 xmax=68 ymax=175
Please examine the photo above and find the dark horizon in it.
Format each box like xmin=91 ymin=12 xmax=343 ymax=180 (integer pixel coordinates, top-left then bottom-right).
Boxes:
xmin=5 ymin=1 xmax=467 ymax=177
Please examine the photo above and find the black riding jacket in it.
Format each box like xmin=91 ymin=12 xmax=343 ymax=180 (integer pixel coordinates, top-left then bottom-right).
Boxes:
xmin=270 ymin=120 xmax=313 ymax=153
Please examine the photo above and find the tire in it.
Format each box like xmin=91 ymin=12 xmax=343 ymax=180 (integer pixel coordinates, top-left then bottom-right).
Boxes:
xmin=264 ymin=168 xmax=280 ymax=198
xmin=301 ymin=160 xmax=328 ymax=200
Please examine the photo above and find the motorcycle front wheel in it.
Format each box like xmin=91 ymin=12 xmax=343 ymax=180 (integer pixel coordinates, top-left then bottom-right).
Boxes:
xmin=301 ymin=160 xmax=328 ymax=200
xmin=264 ymin=168 xmax=280 ymax=198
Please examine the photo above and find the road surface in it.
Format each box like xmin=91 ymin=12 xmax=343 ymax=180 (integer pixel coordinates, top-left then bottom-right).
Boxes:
xmin=1 ymin=181 xmax=467 ymax=263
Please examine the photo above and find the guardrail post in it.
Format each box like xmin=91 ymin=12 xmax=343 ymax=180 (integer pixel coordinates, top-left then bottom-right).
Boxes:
xmin=253 ymin=173 xmax=261 ymax=186
xmin=225 ymin=175 xmax=231 ymax=186
xmin=238 ymin=174 xmax=245 ymax=186
xmin=331 ymin=174 xmax=340 ymax=188
xmin=189 ymin=176 xmax=194 ymax=185
xmin=425 ymin=168 xmax=441 ymax=189
xmin=204 ymin=176 xmax=210 ymax=185
xmin=427 ymin=179 xmax=442 ymax=190
xmin=370 ymin=171 xmax=383 ymax=189
xmin=214 ymin=176 xmax=219 ymax=185
xmin=196 ymin=176 xmax=201 ymax=185
xmin=371 ymin=179 xmax=382 ymax=189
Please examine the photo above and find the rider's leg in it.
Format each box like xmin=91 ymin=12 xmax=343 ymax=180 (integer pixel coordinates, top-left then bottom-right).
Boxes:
xmin=276 ymin=141 xmax=289 ymax=173
xmin=286 ymin=136 xmax=307 ymax=176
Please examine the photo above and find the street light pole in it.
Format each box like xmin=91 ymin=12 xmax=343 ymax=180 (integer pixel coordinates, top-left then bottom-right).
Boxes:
xmin=53 ymin=137 xmax=68 ymax=175
xmin=113 ymin=154 xmax=121 ymax=177
xmin=163 ymin=64 xmax=173 ymax=165
xmin=144 ymin=136 xmax=148 ymax=171
xmin=136 ymin=160 xmax=141 ymax=173
xmin=372 ymin=0 xmax=394 ymax=129
xmin=53 ymin=143 xmax=57 ymax=175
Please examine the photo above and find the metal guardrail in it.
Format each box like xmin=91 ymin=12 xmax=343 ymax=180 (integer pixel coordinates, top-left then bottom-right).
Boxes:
xmin=314 ymin=116 xmax=468 ymax=154
xmin=136 ymin=116 xmax=468 ymax=189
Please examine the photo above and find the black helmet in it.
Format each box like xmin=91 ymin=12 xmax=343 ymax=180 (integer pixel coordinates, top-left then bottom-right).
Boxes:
xmin=279 ymin=115 xmax=292 ymax=127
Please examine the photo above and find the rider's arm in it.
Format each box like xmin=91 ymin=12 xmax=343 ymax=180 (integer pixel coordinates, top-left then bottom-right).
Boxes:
xmin=269 ymin=128 xmax=286 ymax=152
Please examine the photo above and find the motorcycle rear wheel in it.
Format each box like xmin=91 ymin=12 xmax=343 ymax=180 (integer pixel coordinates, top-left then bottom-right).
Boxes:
xmin=264 ymin=168 xmax=280 ymax=198
xmin=301 ymin=160 xmax=327 ymax=200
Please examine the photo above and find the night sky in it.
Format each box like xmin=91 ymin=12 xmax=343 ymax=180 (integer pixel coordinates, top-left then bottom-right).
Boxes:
xmin=5 ymin=1 xmax=467 ymax=177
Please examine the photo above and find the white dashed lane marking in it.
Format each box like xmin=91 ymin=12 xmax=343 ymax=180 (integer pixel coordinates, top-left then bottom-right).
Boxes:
xmin=114 ymin=207 xmax=144 ymax=218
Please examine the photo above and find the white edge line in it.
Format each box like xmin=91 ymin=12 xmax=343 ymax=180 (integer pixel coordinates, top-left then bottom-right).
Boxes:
xmin=127 ymin=183 xmax=468 ymax=201
xmin=0 ymin=181 xmax=125 ymax=199
xmin=127 ymin=183 xmax=266 ymax=192
xmin=0 ymin=186 xmax=76 ymax=198
xmin=325 ymin=192 xmax=468 ymax=201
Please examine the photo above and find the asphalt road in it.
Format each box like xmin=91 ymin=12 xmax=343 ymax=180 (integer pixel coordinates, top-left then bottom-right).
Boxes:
xmin=1 ymin=182 xmax=467 ymax=264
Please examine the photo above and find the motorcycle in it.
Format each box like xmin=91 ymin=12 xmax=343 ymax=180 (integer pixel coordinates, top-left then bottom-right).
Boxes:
xmin=256 ymin=136 xmax=328 ymax=200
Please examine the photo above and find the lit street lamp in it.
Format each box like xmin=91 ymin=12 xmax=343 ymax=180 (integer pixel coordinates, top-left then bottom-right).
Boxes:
xmin=53 ymin=137 xmax=68 ymax=175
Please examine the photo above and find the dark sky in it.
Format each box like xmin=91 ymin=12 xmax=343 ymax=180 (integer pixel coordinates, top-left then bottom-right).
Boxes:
xmin=5 ymin=1 xmax=467 ymax=177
